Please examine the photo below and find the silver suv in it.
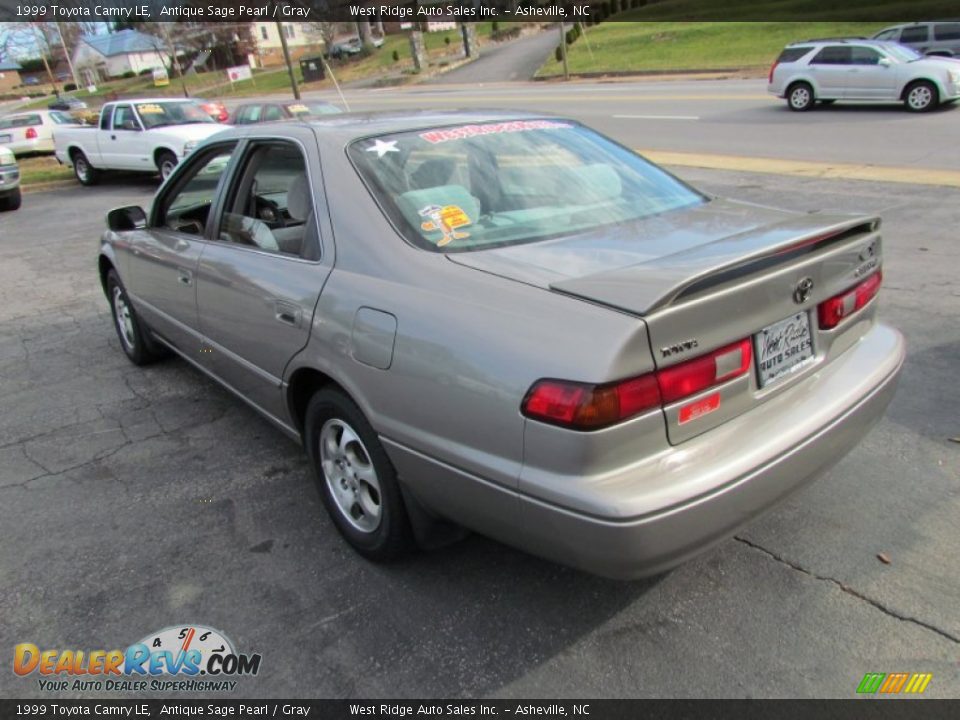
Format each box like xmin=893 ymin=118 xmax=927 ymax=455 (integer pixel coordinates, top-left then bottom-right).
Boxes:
xmin=873 ymin=22 xmax=960 ymax=57
xmin=768 ymin=39 xmax=960 ymax=112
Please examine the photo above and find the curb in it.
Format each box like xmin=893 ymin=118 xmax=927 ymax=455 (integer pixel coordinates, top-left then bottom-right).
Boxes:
xmin=535 ymin=68 xmax=766 ymax=82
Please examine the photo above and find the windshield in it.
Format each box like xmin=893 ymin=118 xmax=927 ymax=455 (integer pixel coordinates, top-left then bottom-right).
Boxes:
xmin=886 ymin=44 xmax=923 ymax=61
xmin=348 ymin=120 xmax=706 ymax=253
xmin=135 ymin=101 xmax=215 ymax=130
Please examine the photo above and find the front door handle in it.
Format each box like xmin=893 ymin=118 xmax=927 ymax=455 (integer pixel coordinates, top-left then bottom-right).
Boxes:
xmin=274 ymin=300 xmax=302 ymax=327
xmin=177 ymin=268 xmax=193 ymax=286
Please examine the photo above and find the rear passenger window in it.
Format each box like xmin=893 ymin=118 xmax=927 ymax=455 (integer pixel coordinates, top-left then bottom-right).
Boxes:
xmin=218 ymin=143 xmax=318 ymax=260
xmin=777 ymin=47 xmax=813 ymax=63
xmin=934 ymin=23 xmax=960 ymax=41
xmin=900 ymin=26 xmax=929 ymax=43
xmin=811 ymin=46 xmax=852 ymax=65
xmin=263 ymin=105 xmax=284 ymax=122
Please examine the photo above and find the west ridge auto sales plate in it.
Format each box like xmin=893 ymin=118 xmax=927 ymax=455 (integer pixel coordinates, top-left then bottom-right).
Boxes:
xmin=754 ymin=311 xmax=815 ymax=387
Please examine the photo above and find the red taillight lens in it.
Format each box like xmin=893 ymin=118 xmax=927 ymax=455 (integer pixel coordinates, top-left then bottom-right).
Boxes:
xmin=818 ymin=270 xmax=882 ymax=330
xmin=25 ymin=127 xmax=38 ymax=139
xmin=522 ymin=375 xmax=661 ymax=430
xmin=656 ymin=338 xmax=752 ymax=404
xmin=522 ymin=339 xmax=752 ymax=430
xmin=768 ymin=61 xmax=778 ymax=83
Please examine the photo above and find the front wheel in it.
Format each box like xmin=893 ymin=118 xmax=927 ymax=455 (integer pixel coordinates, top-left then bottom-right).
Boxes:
xmin=787 ymin=82 xmax=815 ymax=111
xmin=304 ymin=388 xmax=414 ymax=561
xmin=904 ymin=81 xmax=938 ymax=112
xmin=156 ymin=151 xmax=178 ymax=181
xmin=106 ymin=270 xmax=165 ymax=366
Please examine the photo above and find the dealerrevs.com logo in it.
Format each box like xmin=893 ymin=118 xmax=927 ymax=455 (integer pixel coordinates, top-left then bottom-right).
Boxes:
xmin=14 ymin=625 xmax=261 ymax=693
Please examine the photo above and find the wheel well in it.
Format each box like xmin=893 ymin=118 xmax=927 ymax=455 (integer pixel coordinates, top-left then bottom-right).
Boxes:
xmin=901 ymin=78 xmax=938 ymax=100
xmin=287 ymin=367 xmax=343 ymax=436
xmin=787 ymin=79 xmax=813 ymax=93
xmin=98 ymin=256 xmax=114 ymax=298
xmin=68 ymin=146 xmax=83 ymax=162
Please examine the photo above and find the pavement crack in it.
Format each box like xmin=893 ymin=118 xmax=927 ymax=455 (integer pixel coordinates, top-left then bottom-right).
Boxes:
xmin=734 ymin=535 xmax=960 ymax=645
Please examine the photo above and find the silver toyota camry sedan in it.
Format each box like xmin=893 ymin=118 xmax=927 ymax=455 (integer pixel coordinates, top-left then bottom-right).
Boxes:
xmin=99 ymin=111 xmax=904 ymax=578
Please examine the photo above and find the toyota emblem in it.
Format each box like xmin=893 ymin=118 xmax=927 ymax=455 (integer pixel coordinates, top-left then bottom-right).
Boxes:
xmin=793 ymin=277 xmax=814 ymax=304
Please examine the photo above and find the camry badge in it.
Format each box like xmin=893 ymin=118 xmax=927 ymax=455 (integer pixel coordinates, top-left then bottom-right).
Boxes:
xmin=793 ymin=277 xmax=814 ymax=305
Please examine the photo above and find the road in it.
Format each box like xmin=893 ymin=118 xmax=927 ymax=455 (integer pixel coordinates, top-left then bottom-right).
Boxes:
xmin=426 ymin=27 xmax=562 ymax=84
xmin=296 ymin=78 xmax=960 ymax=172
xmin=1 ymin=81 xmax=959 ymax=699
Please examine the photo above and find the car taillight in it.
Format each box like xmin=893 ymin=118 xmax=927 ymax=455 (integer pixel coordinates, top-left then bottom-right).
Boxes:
xmin=656 ymin=339 xmax=752 ymax=404
xmin=768 ymin=61 xmax=779 ymax=83
xmin=522 ymin=339 xmax=752 ymax=430
xmin=818 ymin=270 xmax=882 ymax=330
xmin=25 ymin=127 xmax=38 ymax=139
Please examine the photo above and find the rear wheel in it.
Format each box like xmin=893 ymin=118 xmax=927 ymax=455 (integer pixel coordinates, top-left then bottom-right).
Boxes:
xmin=787 ymin=82 xmax=815 ymax=111
xmin=0 ymin=188 xmax=21 ymax=211
xmin=156 ymin=151 xmax=178 ymax=181
xmin=72 ymin=150 xmax=99 ymax=186
xmin=904 ymin=80 xmax=938 ymax=112
xmin=304 ymin=388 xmax=414 ymax=561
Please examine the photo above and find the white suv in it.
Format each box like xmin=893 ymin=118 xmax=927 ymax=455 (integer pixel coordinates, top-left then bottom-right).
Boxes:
xmin=768 ymin=39 xmax=960 ymax=112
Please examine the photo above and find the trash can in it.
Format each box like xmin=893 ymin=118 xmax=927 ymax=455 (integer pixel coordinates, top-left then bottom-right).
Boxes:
xmin=300 ymin=56 xmax=326 ymax=83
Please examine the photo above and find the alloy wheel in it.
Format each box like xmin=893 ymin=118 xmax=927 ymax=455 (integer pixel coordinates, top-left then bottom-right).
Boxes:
xmin=319 ymin=418 xmax=382 ymax=533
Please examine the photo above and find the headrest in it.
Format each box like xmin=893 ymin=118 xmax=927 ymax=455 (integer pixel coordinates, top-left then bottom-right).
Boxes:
xmin=286 ymin=174 xmax=310 ymax=222
xmin=409 ymin=158 xmax=456 ymax=190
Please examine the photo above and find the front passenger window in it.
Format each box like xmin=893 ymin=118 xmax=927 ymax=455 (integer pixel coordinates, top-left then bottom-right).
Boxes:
xmin=158 ymin=145 xmax=235 ymax=235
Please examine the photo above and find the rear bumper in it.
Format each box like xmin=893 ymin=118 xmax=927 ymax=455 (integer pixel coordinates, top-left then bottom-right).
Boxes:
xmin=512 ymin=323 xmax=904 ymax=578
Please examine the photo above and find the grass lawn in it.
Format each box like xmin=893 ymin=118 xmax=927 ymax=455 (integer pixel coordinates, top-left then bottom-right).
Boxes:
xmin=17 ymin=155 xmax=74 ymax=186
xmin=537 ymin=21 xmax=897 ymax=76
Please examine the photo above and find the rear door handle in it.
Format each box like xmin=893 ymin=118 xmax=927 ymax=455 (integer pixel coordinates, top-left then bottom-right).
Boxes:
xmin=274 ymin=300 xmax=302 ymax=327
xmin=177 ymin=268 xmax=193 ymax=286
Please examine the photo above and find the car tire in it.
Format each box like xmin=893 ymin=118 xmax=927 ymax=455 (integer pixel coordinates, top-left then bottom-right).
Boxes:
xmin=72 ymin=150 xmax=99 ymax=186
xmin=0 ymin=188 xmax=21 ymax=211
xmin=106 ymin=269 xmax=165 ymax=366
xmin=904 ymin=80 xmax=938 ymax=112
xmin=156 ymin=151 xmax=178 ymax=181
xmin=787 ymin=82 xmax=815 ymax=111
xmin=304 ymin=388 xmax=414 ymax=562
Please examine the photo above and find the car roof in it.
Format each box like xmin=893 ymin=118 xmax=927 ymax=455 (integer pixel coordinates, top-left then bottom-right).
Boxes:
xmin=786 ymin=39 xmax=905 ymax=49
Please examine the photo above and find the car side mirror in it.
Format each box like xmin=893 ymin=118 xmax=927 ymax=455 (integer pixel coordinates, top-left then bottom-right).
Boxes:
xmin=107 ymin=205 xmax=147 ymax=231
xmin=878 ymin=57 xmax=892 ymax=67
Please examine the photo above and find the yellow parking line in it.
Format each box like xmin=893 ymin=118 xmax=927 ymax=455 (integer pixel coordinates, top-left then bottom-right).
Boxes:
xmin=639 ymin=149 xmax=960 ymax=189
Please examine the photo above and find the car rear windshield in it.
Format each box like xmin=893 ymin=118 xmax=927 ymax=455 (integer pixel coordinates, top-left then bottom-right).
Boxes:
xmin=135 ymin=102 xmax=214 ymax=130
xmin=0 ymin=114 xmax=41 ymax=128
xmin=348 ymin=120 xmax=706 ymax=253
xmin=777 ymin=47 xmax=813 ymax=63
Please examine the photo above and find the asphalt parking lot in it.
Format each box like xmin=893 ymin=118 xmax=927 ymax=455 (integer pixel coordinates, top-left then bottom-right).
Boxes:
xmin=1 ymin=89 xmax=958 ymax=699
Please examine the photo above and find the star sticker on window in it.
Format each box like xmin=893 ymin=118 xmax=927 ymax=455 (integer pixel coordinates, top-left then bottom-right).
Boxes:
xmin=365 ymin=139 xmax=399 ymax=158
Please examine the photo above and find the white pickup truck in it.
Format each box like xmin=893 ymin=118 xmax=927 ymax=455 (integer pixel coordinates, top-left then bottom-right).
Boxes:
xmin=54 ymin=98 xmax=228 ymax=186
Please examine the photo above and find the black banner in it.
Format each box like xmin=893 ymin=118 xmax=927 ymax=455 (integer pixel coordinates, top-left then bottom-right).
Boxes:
xmin=2 ymin=700 xmax=960 ymax=719
xmin=0 ymin=0 xmax=956 ymax=23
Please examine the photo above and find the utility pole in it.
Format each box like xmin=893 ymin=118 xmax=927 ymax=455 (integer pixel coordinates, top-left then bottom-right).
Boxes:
xmin=276 ymin=21 xmax=300 ymax=99
xmin=558 ymin=22 xmax=569 ymax=81
xmin=55 ymin=21 xmax=81 ymax=90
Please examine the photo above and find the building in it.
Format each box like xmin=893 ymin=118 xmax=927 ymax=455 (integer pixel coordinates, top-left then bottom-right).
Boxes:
xmin=250 ymin=23 xmax=324 ymax=67
xmin=0 ymin=60 xmax=23 ymax=93
xmin=72 ymin=29 xmax=171 ymax=83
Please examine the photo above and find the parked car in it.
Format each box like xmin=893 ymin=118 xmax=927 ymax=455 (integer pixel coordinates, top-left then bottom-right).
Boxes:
xmin=328 ymin=35 xmax=384 ymax=59
xmin=54 ymin=98 xmax=228 ymax=185
xmin=48 ymin=96 xmax=88 ymax=112
xmin=768 ymin=39 xmax=960 ymax=111
xmin=0 ymin=110 xmax=80 ymax=155
xmin=196 ymin=99 xmax=230 ymax=123
xmin=231 ymin=100 xmax=342 ymax=125
xmin=872 ymin=21 xmax=960 ymax=57
xmin=98 ymin=112 xmax=904 ymax=578
xmin=0 ymin=145 xmax=21 ymax=211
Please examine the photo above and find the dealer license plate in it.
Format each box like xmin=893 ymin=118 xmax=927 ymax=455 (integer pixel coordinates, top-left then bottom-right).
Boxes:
xmin=0 ymin=134 xmax=11 ymax=144
xmin=754 ymin=311 xmax=815 ymax=388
